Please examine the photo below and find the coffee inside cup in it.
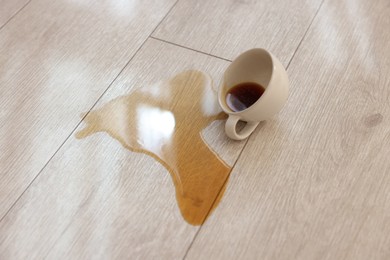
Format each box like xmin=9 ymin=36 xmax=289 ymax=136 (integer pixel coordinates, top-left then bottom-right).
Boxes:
xmin=225 ymin=82 xmax=265 ymax=112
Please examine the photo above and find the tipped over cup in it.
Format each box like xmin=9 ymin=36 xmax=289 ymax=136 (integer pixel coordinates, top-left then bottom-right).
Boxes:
xmin=218 ymin=48 xmax=289 ymax=140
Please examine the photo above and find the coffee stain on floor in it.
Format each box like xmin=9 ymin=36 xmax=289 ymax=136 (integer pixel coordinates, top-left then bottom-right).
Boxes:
xmin=76 ymin=70 xmax=231 ymax=225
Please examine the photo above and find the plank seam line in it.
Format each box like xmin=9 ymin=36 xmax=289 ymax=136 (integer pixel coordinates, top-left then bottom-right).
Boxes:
xmin=151 ymin=36 xmax=233 ymax=62
xmin=0 ymin=0 xmax=180 ymax=226
xmin=0 ymin=0 xmax=33 ymax=32
xmin=41 ymin=0 xmax=182 ymax=255
xmin=182 ymin=0 xmax=327 ymax=258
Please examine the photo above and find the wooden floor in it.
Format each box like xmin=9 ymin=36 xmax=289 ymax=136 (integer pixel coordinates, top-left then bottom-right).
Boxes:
xmin=1 ymin=0 xmax=390 ymax=259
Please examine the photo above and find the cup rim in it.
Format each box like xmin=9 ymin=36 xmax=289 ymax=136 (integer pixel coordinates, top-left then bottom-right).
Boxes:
xmin=218 ymin=48 xmax=276 ymax=115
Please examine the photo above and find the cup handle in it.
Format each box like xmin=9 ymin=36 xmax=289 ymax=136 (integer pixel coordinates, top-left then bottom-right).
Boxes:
xmin=225 ymin=115 xmax=259 ymax=140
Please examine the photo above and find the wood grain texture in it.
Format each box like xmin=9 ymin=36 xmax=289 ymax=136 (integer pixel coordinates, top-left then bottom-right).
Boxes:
xmin=186 ymin=0 xmax=390 ymax=259
xmin=153 ymin=0 xmax=323 ymax=65
xmin=0 ymin=39 xmax=248 ymax=259
xmin=0 ymin=0 xmax=30 ymax=28
xmin=0 ymin=0 xmax=176 ymax=218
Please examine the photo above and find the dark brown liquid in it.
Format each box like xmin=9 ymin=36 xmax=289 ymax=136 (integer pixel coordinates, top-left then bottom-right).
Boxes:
xmin=76 ymin=70 xmax=231 ymax=225
xmin=226 ymin=82 xmax=265 ymax=112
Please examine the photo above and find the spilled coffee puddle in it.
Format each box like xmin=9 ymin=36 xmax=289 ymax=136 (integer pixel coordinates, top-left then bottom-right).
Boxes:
xmin=76 ymin=70 xmax=231 ymax=225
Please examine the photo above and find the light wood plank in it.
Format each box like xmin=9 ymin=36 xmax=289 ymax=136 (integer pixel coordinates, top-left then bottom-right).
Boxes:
xmin=0 ymin=39 xmax=247 ymax=259
xmin=153 ymin=0 xmax=323 ymax=65
xmin=186 ymin=0 xmax=390 ymax=259
xmin=0 ymin=0 xmax=29 ymax=28
xmin=0 ymin=0 xmax=176 ymax=218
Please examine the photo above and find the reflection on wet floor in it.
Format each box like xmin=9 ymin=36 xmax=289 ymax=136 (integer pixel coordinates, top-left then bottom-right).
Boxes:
xmin=76 ymin=70 xmax=231 ymax=225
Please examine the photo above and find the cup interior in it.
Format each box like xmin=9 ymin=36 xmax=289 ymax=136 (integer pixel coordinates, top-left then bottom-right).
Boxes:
xmin=219 ymin=49 xmax=274 ymax=112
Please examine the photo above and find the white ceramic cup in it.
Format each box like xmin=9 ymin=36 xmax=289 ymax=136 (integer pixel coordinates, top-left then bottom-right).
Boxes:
xmin=218 ymin=48 xmax=289 ymax=140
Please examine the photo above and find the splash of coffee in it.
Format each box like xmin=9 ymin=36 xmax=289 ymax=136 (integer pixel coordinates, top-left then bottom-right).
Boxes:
xmin=76 ymin=70 xmax=230 ymax=225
